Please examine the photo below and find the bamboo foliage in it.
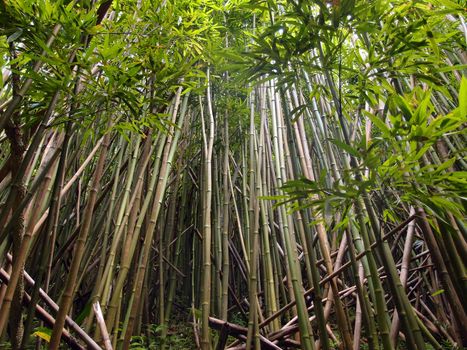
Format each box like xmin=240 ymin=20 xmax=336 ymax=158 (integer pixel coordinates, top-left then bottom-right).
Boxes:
xmin=0 ymin=0 xmax=466 ymax=350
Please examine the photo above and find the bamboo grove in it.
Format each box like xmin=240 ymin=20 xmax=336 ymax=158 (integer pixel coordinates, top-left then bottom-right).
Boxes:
xmin=0 ymin=0 xmax=466 ymax=349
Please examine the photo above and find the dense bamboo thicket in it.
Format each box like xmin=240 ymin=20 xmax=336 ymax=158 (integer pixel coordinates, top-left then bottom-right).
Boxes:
xmin=0 ymin=0 xmax=466 ymax=349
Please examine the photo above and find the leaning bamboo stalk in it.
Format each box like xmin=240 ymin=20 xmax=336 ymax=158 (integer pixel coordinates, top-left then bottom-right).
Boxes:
xmin=103 ymin=132 xmax=164 ymax=333
xmin=390 ymin=207 xmax=416 ymax=346
xmin=85 ymin=135 xmax=126 ymax=333
xmin=0 ymin=89 xmax=63 ymax=345
xmin=23 ymin=131 xmax=60 ymax=225
xmin=352 ymin=264 xmax=364 ymax=350
xmin=0 ymin=261 xmax=101 ymax=349
xmin=121 ymin=89 xmax=187 ymax=348
xmin=98 ymin=135 xmax=143 ymax=310
xmin=21 ymin=128 xmax=69 ymax=348
xmin=93 ymin=302 xmax=112 ymax=350
xmin=416 ymin=207 xmax=467 ymax=343
xmin=29 ymin=135 xmax=105 ymax=236
xmin=49 ymin=118 xmax=112 ymax=350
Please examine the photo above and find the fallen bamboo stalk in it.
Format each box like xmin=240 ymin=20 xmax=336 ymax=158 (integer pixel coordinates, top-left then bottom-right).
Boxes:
xmin=93 ymin=302 xmax=113 ymax=350
xmin=259 ymin=214 xmax=417 ymax=329
xmin=0 ymin=268 xmax=87 ymax=350
xmin=3 ymin=255 xmax=102 ymax=349
xmin=208 ymin=316 xmax=282 ymax=350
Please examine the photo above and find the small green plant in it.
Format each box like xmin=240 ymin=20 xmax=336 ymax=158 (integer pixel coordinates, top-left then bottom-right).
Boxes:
xmin=130 ymin=322 xmax=196 ymax=350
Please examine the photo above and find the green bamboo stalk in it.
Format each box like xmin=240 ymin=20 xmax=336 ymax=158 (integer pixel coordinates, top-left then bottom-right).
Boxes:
xmin=49 ymin=117 xmax=112 ymax=349
xmin=200 ymin=68 xmax=216 ymax=350
xmin=269 ymin=79 xmax=314 ymax=350
xmin=246 ymin=86 xmax=261 ymax=350
xmin=221 ymin=110 xmax=231 ymax=322
xmin=121 ymin=89 xmax=188 ymax=349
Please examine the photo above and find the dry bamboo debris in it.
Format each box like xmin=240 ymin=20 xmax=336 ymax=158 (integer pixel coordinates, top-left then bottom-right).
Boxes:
xmin=206 ymin=216 xmax=451 ymax=348
xmin=209 ymin=317 xmax=281 ymax=350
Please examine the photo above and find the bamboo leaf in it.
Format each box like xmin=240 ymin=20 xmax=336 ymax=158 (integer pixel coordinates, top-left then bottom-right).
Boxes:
xmin=431 ymin=289 xmax=445 ymax=297
xmin=7 ymin=28 xmax=23 ymax=42
xmin=434 ymin=158 xmax=456 ymax=174
xmin=363 ymin=110 xmax=392 ymax=139
xmin=32 ymin=327 xmax=52 ymax=343
xmin=459 ymin=75 xmax=467 ymax=119
xmin=329 ymin=139 xmax=361 ymax=158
